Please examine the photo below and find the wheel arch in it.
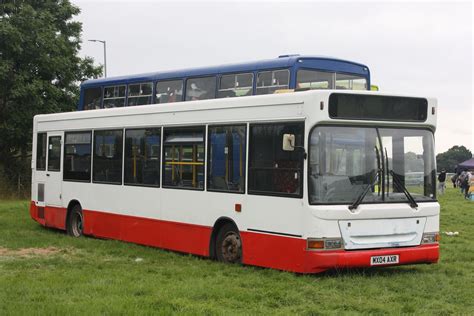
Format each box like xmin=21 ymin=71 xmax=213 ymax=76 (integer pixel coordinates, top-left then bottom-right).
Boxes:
xmin=209 ymin=217 xmax=240 ymax=259
xmin=66 ymin=199 xmax=81 ymax=228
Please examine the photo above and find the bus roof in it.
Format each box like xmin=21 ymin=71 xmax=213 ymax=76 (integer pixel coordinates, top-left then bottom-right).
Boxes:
xmin=81 ymin=55 xmax=370 ymax=88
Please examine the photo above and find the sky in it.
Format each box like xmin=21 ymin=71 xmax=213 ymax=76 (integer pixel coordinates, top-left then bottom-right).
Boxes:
xmin=73 ymin=0 xmax=473 ymax=155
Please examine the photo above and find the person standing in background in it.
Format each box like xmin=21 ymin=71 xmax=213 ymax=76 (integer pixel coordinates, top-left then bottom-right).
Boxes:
xmin=438 ymin=169 xmax=447 ymax=195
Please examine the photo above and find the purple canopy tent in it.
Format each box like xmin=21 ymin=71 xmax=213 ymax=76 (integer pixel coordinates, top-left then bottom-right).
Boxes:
xmin=457 ymin=158 xmax=474 ymax=171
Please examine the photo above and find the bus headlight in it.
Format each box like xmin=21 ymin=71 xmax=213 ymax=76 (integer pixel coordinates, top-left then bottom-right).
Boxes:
xmin=421 ymin=232 xmax=440 ymax=244
xmin=307 ymin=238 xmax=343 ymax=250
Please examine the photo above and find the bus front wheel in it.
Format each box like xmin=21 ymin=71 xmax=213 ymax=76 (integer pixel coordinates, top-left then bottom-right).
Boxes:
xmin=67 ymin=204 xmax=83 ymax=237
xmin=216 ymin=223 xmax=242 ymax=264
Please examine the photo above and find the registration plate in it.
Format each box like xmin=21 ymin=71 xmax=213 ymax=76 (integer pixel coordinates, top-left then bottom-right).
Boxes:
xmin=370 ymin=255 xmax=399 ymax=266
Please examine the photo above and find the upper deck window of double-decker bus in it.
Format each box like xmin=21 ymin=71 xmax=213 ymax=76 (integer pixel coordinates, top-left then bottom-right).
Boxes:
xmin=218 ymin=73 xmax=254 ymax=98
xmin=156 ymin=80 xmax=183 ymax=104
xmin=83 ymin=87 xmax=102 ymax=110
xmin=296 ymin=69 xmax=334 ymax=89
xmin=335 ymin=73 xmax=367 ymax=90
xmin=256 ymin=69 xmax=289 ymax=95
xmin=103 ymin=85 xmax=126 ymax=108
xmin=127 ymin=82 xmax=153 ymax=106
xmin=185 ymin=77 xmax=216 ymax=101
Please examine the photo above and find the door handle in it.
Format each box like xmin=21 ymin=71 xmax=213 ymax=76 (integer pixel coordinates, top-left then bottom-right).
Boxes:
xmin=46 ymin=174 xmax=50 ymax=177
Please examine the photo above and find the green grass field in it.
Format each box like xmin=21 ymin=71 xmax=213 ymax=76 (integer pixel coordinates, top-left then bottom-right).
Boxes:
xmin=1 ymin=188 xmax=473 ymax=315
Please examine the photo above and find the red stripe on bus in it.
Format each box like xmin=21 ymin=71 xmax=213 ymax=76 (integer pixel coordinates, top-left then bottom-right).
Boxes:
xmin=82 ymin=209 xmax=212 ymax=257
xmin=29 ymin=201 xmax=439 ymax=273
xmin=30 ymin=201 xmax=66 ymax=230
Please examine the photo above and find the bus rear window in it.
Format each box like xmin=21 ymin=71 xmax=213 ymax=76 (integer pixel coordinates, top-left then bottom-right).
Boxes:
xmin=83 ymin=87 xmax=102 ymax=110
xmin=329 ymin=94 xmax=428 ymax=122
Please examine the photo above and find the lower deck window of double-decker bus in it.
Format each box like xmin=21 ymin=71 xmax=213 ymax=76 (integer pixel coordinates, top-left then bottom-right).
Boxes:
xmin=249 ymin=122 xmax=304 ymax=196
xmin=163 ymin=127 xmax=205 ymax=189
xmin=124 ymin=128 xmax=161 ymax=186
xmin=83 ymin=87 xmax=102 ymax=110
xmin=93 ymin=130 xmax=123 ymax=184
xmin=64 ymin=131 xmax=92 ymax=182
xmin=308 ymin=126 xmax=436 ymax=204
xmin=207 ymin=125 xmax=246 ymax=193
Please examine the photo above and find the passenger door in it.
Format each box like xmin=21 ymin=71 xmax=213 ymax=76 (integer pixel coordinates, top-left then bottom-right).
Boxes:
xmin=44 ymin=132 xmax=63 ymax=207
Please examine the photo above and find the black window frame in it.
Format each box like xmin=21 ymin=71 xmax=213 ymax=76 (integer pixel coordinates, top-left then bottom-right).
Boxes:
xmin=63 ymin=131 xmax=92 ymax=182
xmin=207 ymin=124 xmax=247 ymax=194
xmin=248 ymin=121 xmax=305 ymax=198
xmin=36 ymin=132 xmax=47 ymax=171
xmin=124 ymin=127 xmax=162 ymax=188
xmin=92 ymin=129 xmax=124 ymax=185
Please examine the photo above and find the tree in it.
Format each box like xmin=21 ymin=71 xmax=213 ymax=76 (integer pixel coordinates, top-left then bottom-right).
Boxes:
xmin=0 ymin=0 xmax=101 ymax=193
xmin=436 ymin=146 xmax=472 ymax=173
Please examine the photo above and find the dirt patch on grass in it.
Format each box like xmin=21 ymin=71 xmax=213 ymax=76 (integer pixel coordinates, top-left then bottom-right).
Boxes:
xmin=0 ymin=247 xmax=63 ymax=258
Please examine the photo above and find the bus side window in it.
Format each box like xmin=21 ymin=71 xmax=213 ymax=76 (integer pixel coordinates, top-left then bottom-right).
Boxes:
xmin=156 ymin=80 xmax=183 ymax=104
xmin=64 ymin=131 xmax=92 ymax=182
xmin=93 ymin=129 xmax=123 ymax=184
xmin=256 ymin=69 xmax=290 ymax=95
xmin=185 ymin=77 xmax=216 ymax=101
xmin=83 ymin=87 xmax=102 ymax=110
xmin=296 ymin=69 xmax=334 ymax=90
xmin=36 ymin=133 xmax=47 ymax=170
xmin=103 ymin=85 xmax=126 ymax=108
xmin=217 ymin=73 xmax=254 ymax=98
xmin=162 ymin=127 xmax=205 ymax=190
xmin=248 ymin=122 xmax=304 ymax=196
xmin=124 ymin=128 xmax=161 ymax=187
xmin=127 ymin=82 xmax=153 ymax=106
xmin=207 ymin=125 xmax=246 ymax=193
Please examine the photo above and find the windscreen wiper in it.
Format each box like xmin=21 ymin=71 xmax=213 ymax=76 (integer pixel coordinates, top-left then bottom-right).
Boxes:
xmin=389 ymin=170 xmax=418 ymax=209
xmin=348 ymin=147 xmax=381 ymax=211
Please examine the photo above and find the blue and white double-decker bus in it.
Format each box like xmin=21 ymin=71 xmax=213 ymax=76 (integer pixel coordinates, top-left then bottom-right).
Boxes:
xmin=78 ymin=55 xmax=370 ymax=111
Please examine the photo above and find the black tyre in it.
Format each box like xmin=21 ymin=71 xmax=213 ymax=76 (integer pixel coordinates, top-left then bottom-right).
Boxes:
xmin=67 ymin=204 xmax=83 ymax=237
xmin=216 ymin=223 xmax=242 ymax=264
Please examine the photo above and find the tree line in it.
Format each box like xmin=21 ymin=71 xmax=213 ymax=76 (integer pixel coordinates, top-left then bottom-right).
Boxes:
xmin=0 ymin=1 xmax=101 ymax=196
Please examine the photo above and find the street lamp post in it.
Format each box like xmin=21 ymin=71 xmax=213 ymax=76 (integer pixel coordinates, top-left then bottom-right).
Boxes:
xmin=88 ymin=39 xmax=107 ymax=78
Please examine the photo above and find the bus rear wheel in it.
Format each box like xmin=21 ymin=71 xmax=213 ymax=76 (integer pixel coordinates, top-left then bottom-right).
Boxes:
xmin=216 ymin=223 xmax=242 ymax=264
xmin=67 ymin=204 xmax=83 ymax=237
